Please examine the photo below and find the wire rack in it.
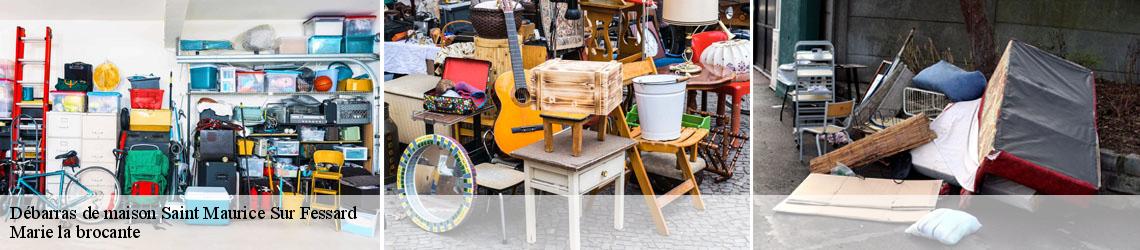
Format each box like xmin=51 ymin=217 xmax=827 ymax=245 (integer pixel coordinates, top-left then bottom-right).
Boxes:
xmin=903 ymin=87 xmax=951 ymax=119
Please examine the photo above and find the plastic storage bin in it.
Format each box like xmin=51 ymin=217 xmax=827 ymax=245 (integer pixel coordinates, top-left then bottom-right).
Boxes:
xmin=273 ymin=140 xmax=300 ymax=156
xmin=0 ymin=80 xmax=12 ymax=117
xmin=308 ymin=36 xmax=343 ymax=54
xmin=86 ymin=91 xmax=122 ymax=113
xmin=128 ymin=75 xmax=161 ymax=89
xmin=344 ymin=35 xmax=375 ymax=53
xmin=265 ymin=70 xmax=300 ymax=93
xmin=184 ymin=186 xmax=232 ymax=225
xmin=218 ymin=66 xmax=237 ymax=93
xmin=341 ymin=211 xmax=377 ymax=237
xmin=129 ymin=89 xmax=164 ymax=109
xmin=50 ymin=91 xmax=86 ymax=112
xmin=335 ymin=145 xmax=368 ymax=161
xmin=239 ymin=157 xmax=266 ymax=177
xmin=344 ymin=16 xmax=376 ymax=36
xmin=279 ymin=37 xmax=308 ymax=54
xmin=299 ymin=126 xmax=325 ymax=141
xmin=304 ymin=16 xmax=345 ymax=36
xmin=236 ymin=71 xmax=265 ymax=93
xmin=190 ymin=64 xmax=219 ymax=91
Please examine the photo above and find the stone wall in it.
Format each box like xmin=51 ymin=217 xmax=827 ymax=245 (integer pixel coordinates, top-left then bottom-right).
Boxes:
xmin=833 ymin=0 xmax=1140 ymax=82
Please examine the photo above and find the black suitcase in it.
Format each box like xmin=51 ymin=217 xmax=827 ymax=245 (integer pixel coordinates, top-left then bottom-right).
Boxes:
xmin=199 ymin=161 xmax=237 ymax=194
xmin=197 ymin=130 xmax=235 ymax=161
xmin=64 ymin=62 xmax=93 ymax=90
xmin=125 ymin=131 xmax=172 ymax=155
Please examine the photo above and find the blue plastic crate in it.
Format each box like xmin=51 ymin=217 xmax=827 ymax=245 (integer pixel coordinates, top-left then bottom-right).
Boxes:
xmin=308 ymin=36 xmax=343 ymax=54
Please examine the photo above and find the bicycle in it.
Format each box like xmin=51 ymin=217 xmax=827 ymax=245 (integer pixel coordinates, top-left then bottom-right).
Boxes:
xmin=1 ymin=150 xmax=121 ymax=224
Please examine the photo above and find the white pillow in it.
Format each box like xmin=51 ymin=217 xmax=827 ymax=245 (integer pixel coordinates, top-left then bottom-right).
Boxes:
xmin=905 ymin=208 xmax=981 ymax=245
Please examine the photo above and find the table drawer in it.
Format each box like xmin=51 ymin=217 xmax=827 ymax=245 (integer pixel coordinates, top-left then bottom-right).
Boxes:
xmin=530 ymin=164 xmax=570 ymax=193
xmin=576 ymin=153 xmax=624 ymax=191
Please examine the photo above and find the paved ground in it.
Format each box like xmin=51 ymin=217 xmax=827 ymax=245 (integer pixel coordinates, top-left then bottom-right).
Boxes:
xmin=384 ymin=193 xmax=751 ymax=249
xmin=750 ymin=71 xmax=1140 ymax=249
xmin=385 ymin=88 xmax=752 ymax=248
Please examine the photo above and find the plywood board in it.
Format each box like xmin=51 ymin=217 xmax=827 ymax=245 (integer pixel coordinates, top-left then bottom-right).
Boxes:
xmin=773 ymin=174 xmax=941 ymax=223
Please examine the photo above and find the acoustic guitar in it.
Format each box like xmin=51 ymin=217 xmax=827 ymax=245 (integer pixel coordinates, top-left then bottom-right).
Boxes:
xmin=492 ymin=0 xmax=561 ymax=154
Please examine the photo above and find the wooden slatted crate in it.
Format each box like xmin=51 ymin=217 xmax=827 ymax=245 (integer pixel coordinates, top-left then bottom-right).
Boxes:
xmin=531 ymin=59 xmax=623 ymax=115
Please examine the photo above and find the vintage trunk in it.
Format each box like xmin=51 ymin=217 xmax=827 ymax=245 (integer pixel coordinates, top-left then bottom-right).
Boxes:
xmin=531 ymin=59 xmax=623 ymax=115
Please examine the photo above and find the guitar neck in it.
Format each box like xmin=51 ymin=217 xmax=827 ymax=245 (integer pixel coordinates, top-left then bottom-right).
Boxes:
xmin=504 ymin=10 xmax=527 ymax=90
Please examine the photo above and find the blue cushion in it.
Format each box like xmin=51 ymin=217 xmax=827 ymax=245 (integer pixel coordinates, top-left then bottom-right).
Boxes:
xmin=912 ymin=61 xmax=988 ymax=102
xmin=654 ymin=56 xmax=685 ymax=68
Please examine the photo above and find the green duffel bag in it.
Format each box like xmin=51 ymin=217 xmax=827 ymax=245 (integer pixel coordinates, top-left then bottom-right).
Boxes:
xmin=55 ymin=78 xmax=92 ymax=92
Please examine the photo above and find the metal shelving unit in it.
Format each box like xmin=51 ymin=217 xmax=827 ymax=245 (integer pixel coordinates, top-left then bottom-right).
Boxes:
xmin=174 ymin=53 xmax=381 ymax=176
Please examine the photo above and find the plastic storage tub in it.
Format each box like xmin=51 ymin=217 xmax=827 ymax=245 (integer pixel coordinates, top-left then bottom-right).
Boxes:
xmin=86 ymin=91 xmax=122 ymax=113
xmin=279 ymin=37 xmax=308 ymax=54
xmin=129 ymin=89 xmax=164 ymax=109
xmin=236 ymin=71 xmax=265 ymax=93
xmin=344 ymin=16 xmax=376 ymax=36
xmin=50 ymin=91 xmax=86 ymax=112
xmin=265 ymin=70 xmax=300 ymax=93
xmin=336 ymin=145 xmax=368 ymax=161
xmin=308 ymin=36 xmax=343 ymax=54
xmin=128 ymin=75 xmax=161 ymax=89
xmin=344 ymin=35 xmax=375 ymax=53
xmin=190 ymin=64 xmax=219 ymax=91
xmin=218 ymin=66 xmax=237 ymax=93
xmin=273 ymin=140 xmax=300 ymax=156
xmin=0 ymin=79 xmax=12 ymax=117
xmin=304 ymin=16 xmax=345 ymax=36
xmin=184 ymin=186 xmax=232 ymax=225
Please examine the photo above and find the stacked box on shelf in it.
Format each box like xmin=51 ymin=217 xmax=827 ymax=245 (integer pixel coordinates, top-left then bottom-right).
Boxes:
xmin=343 ymin=16 xmax=376 ymax=54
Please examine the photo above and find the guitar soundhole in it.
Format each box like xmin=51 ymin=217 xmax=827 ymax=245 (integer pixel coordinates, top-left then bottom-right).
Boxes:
xmin=513 ymin=88 xmax=530 ymax=104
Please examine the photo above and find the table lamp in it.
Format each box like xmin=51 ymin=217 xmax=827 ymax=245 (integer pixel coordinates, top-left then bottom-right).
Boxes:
xmin=662 ymin=0 xmax=719 ymax=26
xmin=662 ymin=0 xmax=719 ymax=73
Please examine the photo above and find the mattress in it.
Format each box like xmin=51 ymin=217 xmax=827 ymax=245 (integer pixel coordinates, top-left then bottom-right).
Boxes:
xmin=910 ymin=99 xmax=981 ymax=191
xmin=384 ymin=74 xmax=452 ymax=143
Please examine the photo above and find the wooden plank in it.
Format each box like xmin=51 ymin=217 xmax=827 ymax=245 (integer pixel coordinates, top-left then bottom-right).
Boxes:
xmin=977 ymin=41 xmax=1015 ymax=162
xmin=809 ymin=114 xmax=936 ymax=173
xmin=657 ymin=179 xmax=695 ymax=208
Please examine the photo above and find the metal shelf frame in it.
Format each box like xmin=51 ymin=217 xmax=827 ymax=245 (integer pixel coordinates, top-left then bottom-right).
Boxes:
xmin=174 ymin=53 xmax=381 ymax=177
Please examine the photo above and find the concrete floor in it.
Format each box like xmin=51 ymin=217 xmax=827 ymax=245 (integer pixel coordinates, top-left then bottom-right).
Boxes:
xmin=749 ymin=70 xmax=1140 ymax=249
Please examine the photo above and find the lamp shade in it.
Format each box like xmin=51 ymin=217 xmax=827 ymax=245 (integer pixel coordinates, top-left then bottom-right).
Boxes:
xmin=662 ymin=0 xmax=719 ymax=26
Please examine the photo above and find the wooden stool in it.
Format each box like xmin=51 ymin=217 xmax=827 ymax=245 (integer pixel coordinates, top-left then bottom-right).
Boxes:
xmin=540 ymin=111 xmax=608 ymax=157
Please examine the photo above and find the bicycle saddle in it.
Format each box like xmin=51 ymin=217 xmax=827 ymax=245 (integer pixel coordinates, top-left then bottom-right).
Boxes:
xmin=55 ymin=150 xmax=78 ymax=159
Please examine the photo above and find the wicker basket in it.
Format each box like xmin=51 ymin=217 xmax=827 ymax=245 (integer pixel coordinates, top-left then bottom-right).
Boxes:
xmin=471 ymin=2 xmax=523 ymax=39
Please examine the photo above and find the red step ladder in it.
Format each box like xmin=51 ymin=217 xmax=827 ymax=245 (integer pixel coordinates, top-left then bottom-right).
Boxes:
xmin=12 ymin=26 xmax=51 ymax=192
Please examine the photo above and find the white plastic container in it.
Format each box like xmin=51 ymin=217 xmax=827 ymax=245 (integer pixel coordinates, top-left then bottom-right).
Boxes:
xmin=184 ymin=187 xmax=232 ymax=225
xmin=304 ymin=16 xmax=345 ymax=36
xmin=219 ymin=66 xmax=237 ymax=93
xmin=0 ymin=80 xmax=13 ymax=117
xmin=632 ymin=74 xmax=687 ymax=141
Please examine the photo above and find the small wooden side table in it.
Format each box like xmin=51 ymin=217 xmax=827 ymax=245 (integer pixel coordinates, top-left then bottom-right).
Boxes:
xmin=513 ymin=131 xmax=634 ymax=250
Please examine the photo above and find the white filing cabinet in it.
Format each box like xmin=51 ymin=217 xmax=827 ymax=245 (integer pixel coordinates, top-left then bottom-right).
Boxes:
xmin=45 ymin=111 xmax=120 ymax=194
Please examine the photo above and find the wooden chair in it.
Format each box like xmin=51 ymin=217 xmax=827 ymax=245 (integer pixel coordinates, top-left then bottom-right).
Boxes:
xmin=801 ymin=101 xmax=854 ymax=158
xmin=621 ymin=58 xmax=658 ymax=110
xmin=309 ymin=150 xmax=345 ymax=231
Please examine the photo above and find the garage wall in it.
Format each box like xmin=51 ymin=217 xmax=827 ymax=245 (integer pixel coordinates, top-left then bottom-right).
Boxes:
xmin=833 ymin=0 xmax=1140 ymax=82
xmin=0 ymin=20 xmax=175 ymax=105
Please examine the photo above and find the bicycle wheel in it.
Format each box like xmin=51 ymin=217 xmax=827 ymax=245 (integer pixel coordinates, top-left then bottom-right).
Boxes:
xmin=66 ymin=166 xmax=120 ymax=224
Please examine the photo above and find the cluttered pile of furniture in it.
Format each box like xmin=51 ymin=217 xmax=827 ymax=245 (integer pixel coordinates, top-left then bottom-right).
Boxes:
xmin=774 ymin=29 xmax=1104 ymax=245
xmin=383 ymin=0 xmax=751 ymax=247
